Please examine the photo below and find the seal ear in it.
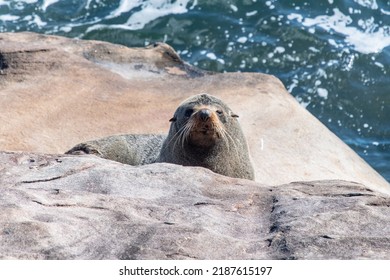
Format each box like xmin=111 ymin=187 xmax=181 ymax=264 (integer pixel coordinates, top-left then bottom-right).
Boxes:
xmin=169 ymin=116 xmax=177 ymax=122
xmin=230 ymin=112 xmax=239 ymax=118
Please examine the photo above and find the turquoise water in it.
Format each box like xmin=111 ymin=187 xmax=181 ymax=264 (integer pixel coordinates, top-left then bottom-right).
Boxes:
xmin=1 ymin=0 xmax=389 ymax=181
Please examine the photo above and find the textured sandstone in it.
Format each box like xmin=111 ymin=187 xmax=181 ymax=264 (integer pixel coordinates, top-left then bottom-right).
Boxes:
xmin=1 ymin=151 xmax=390 ymax=260
xmin=0 ymin=153 xmax=390 ymax=259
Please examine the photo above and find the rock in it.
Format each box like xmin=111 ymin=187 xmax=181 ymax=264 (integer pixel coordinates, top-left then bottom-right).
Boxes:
xmin=0 ymin=32 xmax=389 ymax=194
xmin=1 ymin=151 xmax=390 ymax=260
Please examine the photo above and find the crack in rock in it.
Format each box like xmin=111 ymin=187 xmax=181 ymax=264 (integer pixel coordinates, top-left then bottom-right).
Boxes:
xmin=32 ymin=200 xmax=110 ymax=211
xmin=21 ymin=164 xmax=95 ymax=184
xmin=193 ymin=202 xmax=216 ymax=206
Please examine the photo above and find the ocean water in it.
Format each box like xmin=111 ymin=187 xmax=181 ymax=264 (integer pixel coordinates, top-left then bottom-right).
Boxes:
xmin=1 ymin=0 xmax=389 ymax=182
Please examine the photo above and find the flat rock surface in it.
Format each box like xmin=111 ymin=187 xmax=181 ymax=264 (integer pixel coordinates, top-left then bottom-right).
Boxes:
xmin=1 ymin=151 xmax=390 ymax=260
xmin=0 ymin=32 xmax=389 ymax=194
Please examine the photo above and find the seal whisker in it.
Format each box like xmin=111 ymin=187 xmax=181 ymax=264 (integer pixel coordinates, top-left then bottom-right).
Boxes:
xmin=174 ymin=120 xmax=187 ymax=151
xmin=168 ymin=130 xmax=182 ymax=152
xmin=161 ymin=121 xmax=189 ymax=154
xmin=182 ymin=120 xmax=193 ymax=149
xmin=174 ymin=126 xmax=186 ymax=152
xmin=221 ymin=125 xmax=240 ymax=159
xmin=216 ymin=124 xmax=230 ymax=152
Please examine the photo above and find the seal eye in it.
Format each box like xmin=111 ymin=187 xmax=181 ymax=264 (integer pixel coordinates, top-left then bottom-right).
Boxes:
xmin=185 ymin=109 xmax=194 ymax=118
xmin=216 ymin=109 xmax=223 ymax=115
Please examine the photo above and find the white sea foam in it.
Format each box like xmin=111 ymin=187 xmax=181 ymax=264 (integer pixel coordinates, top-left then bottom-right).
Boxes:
xmin=0 ymin=15 xmax=20 ymax=21
xmin=287 ymin=13 xmax=303 ymax=22
xmin=32 ymin=14 xmax=47 ymax=27
xmin=265 ymin=0 xmax=275 ymax=9
xmin=354 ymin=0 xmax=378 ymax=10
xmin=317 ymin=88 xmax=329 ymax=99
xmin=0 ymin=0 xmax=37 ymax=10
xmin=42 ymin=0 xmax=59 ymax=11
xmin=274 ymin=46 xmax=285 ymax=53
xmin=106 ymin=0 xmax=142 ymax=19
xmin=87 ymin=0 xmax=196 ymax=32
xmin=85 ymin=0 xmax=94 ymax=10
xmin=0 ymin=0 xmax=10 ymax=6
xmin=374 ymin=61 xmax=384 ymax=68
xmin=237 ymin=36 xmax=248 ymax=43
xmin=246 ymin=11 xmax=257 ymax=17
xmin=206 ymin=52 xmax=217 ymax=60
xmin=60 ymin=26 xmax=72 ymax=33
xmin=19 ymin=0 xmax=38 ymax=3
xmin=298 ymin=8 xmax=390 ymax=54
xmin=230 ymin=4 xmax=238 ymax=12
xmin=217 ymin=58 xmax=225 ymax=64
xmin=381 ymin=9 xmax=390 ymax=15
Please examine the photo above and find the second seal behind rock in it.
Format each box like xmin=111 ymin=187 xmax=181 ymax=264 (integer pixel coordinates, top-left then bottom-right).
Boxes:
xmin=156 ymin=93 xmax=254 ymax=180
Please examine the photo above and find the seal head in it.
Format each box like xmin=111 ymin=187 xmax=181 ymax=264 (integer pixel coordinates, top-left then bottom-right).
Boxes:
xmin=157 ymin=93 xmax=254 ymax=180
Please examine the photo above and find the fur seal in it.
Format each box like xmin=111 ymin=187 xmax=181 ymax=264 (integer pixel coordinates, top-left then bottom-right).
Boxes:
xmin=156 ymin=94 xmax=254 ymax=180
xmin=66 ymin=134 xmax=165 ymax=166
xmin=66 ymin=93 xmax=254 ymax=180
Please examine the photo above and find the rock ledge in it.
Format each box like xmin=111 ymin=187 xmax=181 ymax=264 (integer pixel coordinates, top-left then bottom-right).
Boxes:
xmin=1 ymin=151 xmax=389 ymax=260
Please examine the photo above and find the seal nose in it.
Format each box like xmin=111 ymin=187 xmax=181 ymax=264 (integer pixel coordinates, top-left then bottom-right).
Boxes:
xmin=198 ymin=109 xmax=211 ymax=121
